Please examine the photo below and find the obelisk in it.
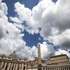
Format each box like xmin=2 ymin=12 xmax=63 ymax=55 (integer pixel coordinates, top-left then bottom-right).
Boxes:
xmin=37 ymin=43 xmax=42 ymax=70
xmin=37 ymin=43 xmax=41 ymax=59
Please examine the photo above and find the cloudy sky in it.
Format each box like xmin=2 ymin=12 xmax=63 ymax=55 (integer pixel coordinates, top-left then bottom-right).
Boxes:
xmin=0 ymin=0 xmax=70 ymax=60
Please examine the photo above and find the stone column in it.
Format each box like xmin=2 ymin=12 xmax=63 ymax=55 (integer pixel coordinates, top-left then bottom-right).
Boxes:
xmin=21 ymin=63 xmax=24 ymax=70
xmin=10 ymin=63 xmax=13 ymax=70
xmin=2 ymin=62 xmax=7 ymax=70
xmin=0 ymin=62 xmax=4 ymax=69
xmin=19 ymin=64 xmax=22 ymax=70
xmin=13 ymin=63 xmax=16 ymax=70
xmin=38 ymin=64 xmax=42 ymax=70
xmin=15 ymin=63 xmax=18 ymax=70
xmin=7 ymin=63 xmax=11 ymax=70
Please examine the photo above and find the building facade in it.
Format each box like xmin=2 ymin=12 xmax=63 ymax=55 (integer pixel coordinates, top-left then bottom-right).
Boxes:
xmin=0 ymin=54 xmax=70 ymax=70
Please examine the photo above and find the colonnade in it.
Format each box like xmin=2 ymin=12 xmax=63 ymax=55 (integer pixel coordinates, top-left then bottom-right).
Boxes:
xmin=0 ymin=58 xmax=70 ymax=70
xmin=0 ymin=58 xmax=27 ymax=70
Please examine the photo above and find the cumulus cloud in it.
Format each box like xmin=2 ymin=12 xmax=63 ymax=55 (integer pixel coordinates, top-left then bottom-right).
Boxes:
xmin=20 ymin=0 xmax=70 ymax=47
xmin=49 ymin=29 xmax=70 ymax=48
xmin=37 ymin=0 xmax=70 ymax=49
xmin=14 ymin=2 xmax=33 ymax=25
xmin=55 ymin=49 xmax=70 ymax=58
xmin=10 ymin=2 xmax=40 ymax=34
xmin=0 ymin=1 xmax=54 ymax=59
xmin=39 ymin=42 xmax=54 ymax=58
xmin=15 ymin=46 xmax=37 ymax=60
xmin=15 ymin=42 xmax=54 ymax=60
xmin=0 ymin=1 xmax=25 ymax=56
xmin=10 ymin=17 xmax=22 ymax=24
xmin=10 ymin=0 xmax=70 ymax=58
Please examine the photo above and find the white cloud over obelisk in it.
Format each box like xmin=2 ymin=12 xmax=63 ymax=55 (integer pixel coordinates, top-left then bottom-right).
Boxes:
xmin=0 ymin=0 xmax=54 ymax=59
xmin=9 ymin=0 xmax=70 ymax=57
xmin=1 ymin=0 xmax=70 ymax=59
